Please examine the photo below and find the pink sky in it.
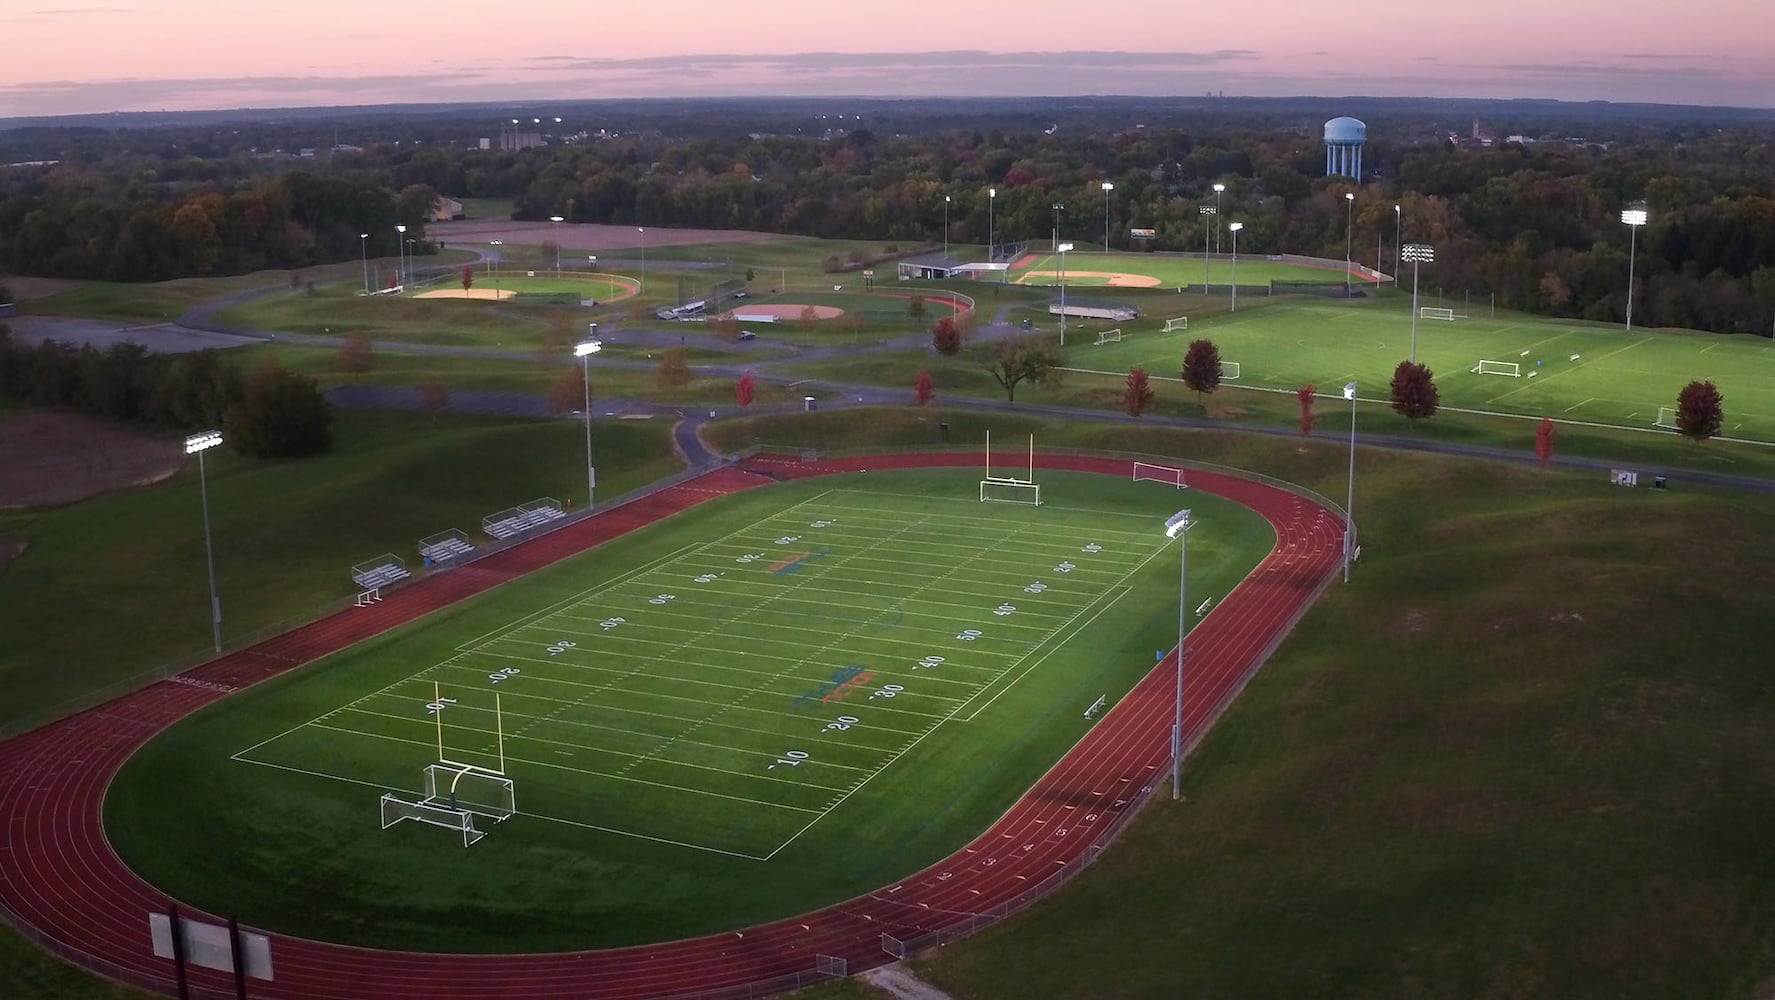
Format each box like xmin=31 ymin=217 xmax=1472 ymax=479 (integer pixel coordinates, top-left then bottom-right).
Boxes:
xmin=2 ymin=0 xmax=1772 ymax=116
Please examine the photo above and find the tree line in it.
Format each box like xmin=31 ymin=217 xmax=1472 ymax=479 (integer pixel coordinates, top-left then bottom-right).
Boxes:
xmin=0 ymin=325 xmax=332 ymax=457
xmin=2 ymin=110 xmax=1772 ymax=333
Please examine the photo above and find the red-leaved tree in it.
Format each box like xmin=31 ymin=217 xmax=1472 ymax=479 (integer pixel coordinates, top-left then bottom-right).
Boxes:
xmin=913 ymin=370 xmax=935 ymax=406
xmin=1297 ymin=384 xmax=1318 ymax=436
xmin=1535 ymin=416 xmax=1557 ymax=466
xmin=461 ymin=264 xmax=474 ymax=296
xmin=1676 ymin=379 xmax=1723 ymax=443
xmin=1389 ymin=360 xmax=1440 ymax=422
xmin=735 ymin=370 xmax=756 ymax=408
xmin=1180 ymin=339 xmax=1222 ymax=405
xmin=1124 ymin=367 xmax=1154 ymax=417
xmin=932 ymin=316 xmax=962 ymax=355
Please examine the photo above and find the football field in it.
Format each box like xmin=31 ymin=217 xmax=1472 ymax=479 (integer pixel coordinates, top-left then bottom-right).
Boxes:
xmin=112 ymin=468 xmax=1275 ymax=950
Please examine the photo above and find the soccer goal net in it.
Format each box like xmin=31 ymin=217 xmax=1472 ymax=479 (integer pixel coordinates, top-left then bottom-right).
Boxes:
xmin=1162 ymin=316 xmax=1188 ymax=332
xmin=423 ymin=763 xmax=516 ymax=821
xmin=1219 ymin=360 xmax=1241 ymax=381
xmin=1094 ymin=328 xmax=1123 ymax=345
xmin=1133 ymin=462 xmax=1188 ymax=489
xmin=980 ymin=478 xmax=1042 ymax=505
xmin=1471 ymin=360 xmax=1520 ymax=377
xmin=381 ymin=794 xmax=487 ymax=847
xmin=1420 ymin=307 xmax=1456 ymax=321
xmin=1655 ymin=406 xmax=1679 ymax=429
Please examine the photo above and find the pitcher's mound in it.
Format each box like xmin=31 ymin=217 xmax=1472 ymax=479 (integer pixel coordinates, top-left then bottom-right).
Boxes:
xmin=723 ymin=304 xmax=844 ymax=320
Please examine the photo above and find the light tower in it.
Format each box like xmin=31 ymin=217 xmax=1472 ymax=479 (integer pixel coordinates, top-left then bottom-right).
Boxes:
xmin=1622 ymin=206 xmax=1649 ymax=331
xmin=1101 ymin=181 xmax=1114 ymax=252
xmin=1402 ymin=244 xmax=1435 ymax=363
xmin=1212 ymin=182 xmax=1226 ymax=253
xmin=1228 ymin=222 xmax=1244 ymax=312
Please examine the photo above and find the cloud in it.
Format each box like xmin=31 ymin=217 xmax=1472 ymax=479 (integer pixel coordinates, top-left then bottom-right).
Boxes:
xmin=30 ymin=6 xmax=131 ymax=13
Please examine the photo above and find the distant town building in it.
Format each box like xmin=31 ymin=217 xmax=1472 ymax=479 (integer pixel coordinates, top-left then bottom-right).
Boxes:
xmin=428 ymin=196 xmax=464 ymax=223
xmin=1324 ymin=117 xmax=1366 ymax=181
xmin=499 ymin=128 xmax=544 ymax=151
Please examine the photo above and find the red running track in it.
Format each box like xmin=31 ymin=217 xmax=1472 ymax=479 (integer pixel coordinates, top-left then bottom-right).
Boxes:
xmin=0 ymin=453 xmax=1344 ymax=999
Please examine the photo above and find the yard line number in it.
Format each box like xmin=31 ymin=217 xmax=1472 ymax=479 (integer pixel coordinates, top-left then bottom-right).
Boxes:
xmin=768 ymin=750 xmax=809 ymax=771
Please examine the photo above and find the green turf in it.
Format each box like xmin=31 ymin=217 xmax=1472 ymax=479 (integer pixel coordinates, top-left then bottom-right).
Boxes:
xmin=455 ymin=197 xmax=514 ymax=220
xmin=105 ymin=467 xmax=1274 ymax=952
xmin=0 ymin=410 xmax=680 ymax=733
xmin=1013 ymin=251 xmax=1356 ymax=287
xmin=1063 ymin=298 xmax=1775 ymax=441
xmin=0 ymin=925 xmax=157 ymax=1000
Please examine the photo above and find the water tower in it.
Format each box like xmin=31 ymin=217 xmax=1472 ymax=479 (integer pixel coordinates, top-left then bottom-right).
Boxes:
xmin=1324 ymin=117 xmax=1367 ymax=182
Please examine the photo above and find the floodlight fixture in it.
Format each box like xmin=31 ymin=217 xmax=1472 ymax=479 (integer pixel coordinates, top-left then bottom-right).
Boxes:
xmin=573 ymin=339 xmax=603 ymax=357
xmin=184 ymin=430 xmax=224 ymax=651
xmin=1622 ymin=206 xmax=1649 ymax=330
xmin=184 ymin=430 xmax=223 ymax=454
xmin=1164 ymin=509 xmax=1192 ymax=538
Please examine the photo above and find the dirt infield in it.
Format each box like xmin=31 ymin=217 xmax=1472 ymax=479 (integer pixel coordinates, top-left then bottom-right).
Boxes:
xmin=414 ymin=287 xmax=515 ymax=300
xmin=432 ymin=220 xmax=785 ymax=252
xmin=0 ymin=412 xmax=185 ymax=508
xmin=722 ymin=304 xmax=845 ymax=320
xmin=1016 ymin=270 xmax=1162 ymax=287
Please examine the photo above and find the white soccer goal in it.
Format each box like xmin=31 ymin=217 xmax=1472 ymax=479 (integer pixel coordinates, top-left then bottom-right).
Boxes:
xmin=1162 ymin=316 xmax=1188 ymax=332
xmin=1219 ymin=360 xmax=1241 ymax=381
xmin=1133 ymin=462 xmax=1188 ymax=489
xmin=380 ymin=794 xmax=486 ymax=848
xmin=1471 ymin=359 xmax=1521 ymax=377
xmin=1420 ymin=306 xmax=1456 ymax=321
xmin=1094 ymin=328 xmax=1123 ymax=345
xmin=981 ymin=478 xmax=1042 ymax=505
xmin=1655 ymin=406 xmax=1679 ymax=429
xmin=423 ymin=763 xmax=516 ymax=822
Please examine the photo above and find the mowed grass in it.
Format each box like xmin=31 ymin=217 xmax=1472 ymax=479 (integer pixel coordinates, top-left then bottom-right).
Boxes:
xmin=1067 ymin=298 xmax=1775 ymax=441
xmin=0 ymin=410 xmax=680 ymax=731
xmin=105 ymin=468 xmax=1275 ymax=951
xmin=705 ymin=410 xmax=1775 ymax=999
xmin=1013 ymin=250 xmax=1356 ymax=287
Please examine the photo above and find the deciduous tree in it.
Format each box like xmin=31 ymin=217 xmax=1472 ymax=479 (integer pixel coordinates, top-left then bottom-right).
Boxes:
xmin=655 ymin=347 xmax=692 ymax=390
xmin=931 ymin=316 xmax=962 ymax=355
xmin=1180 ymin=339 xmax=1221 ymax=404
xmin=735 ymin=370 xmax=756 ymax=407
xmin=336 ymin=333 xmax=376 ymax=373
xmin=420 ymin=378 xmax=450 ymax=419
xmin=228 ymin=360 xmax=332 ymax=458
xmin=913 ymin=370 xmax=934 ymax=406
xmin=907 ymin=295 xmax=926 ymax=320
xmin=461 ymin=264 xmax=474 ymax=296
xmin=1297 ymin=383 xmax=1318 ymax=436
xmin=1124 ymin=367 xmax=1154 ymax=417
xmin=1390 ymin=360 xmax=1440 ymax=421
xmin=1535 ymin=416 xmax=1557 ymax=466
xmin=1676 ymin=379 xmax=1724 ymax=442
xmin=975 ymin=338 xmax=1063 ymax=402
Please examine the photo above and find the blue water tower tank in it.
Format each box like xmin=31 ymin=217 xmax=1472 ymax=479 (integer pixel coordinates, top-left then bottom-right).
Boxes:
xmin=1324 ymin=117 xmax=1367 ymax=181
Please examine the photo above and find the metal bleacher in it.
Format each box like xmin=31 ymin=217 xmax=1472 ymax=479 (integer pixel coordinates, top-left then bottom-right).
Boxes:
xmin=481 ymin=498 xmax=567 ymax=541
xmin=351 ymin=554 xmax=411 ymax=590
xmin=418 ymin=529 xmax=476 ymax=566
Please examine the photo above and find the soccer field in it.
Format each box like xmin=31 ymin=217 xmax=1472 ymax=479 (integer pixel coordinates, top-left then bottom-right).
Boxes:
xmin=1069 ymin=300 xmax=1775 ymax=440
xmin=109 ymin=468 xmax=1273 ymax=951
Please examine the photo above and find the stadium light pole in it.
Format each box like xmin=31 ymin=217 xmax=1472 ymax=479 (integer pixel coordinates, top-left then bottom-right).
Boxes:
xmin=1343 ymin=382 xmax=1358 ymax=584
xmin=1199 ymin=205 xmax=1215 ymax=288
xmin=549 ymin=215 xmax=564 ymax=275
xmin=1228 ymin=222 xmax=1243 ymax=312
xmin=1344 ymin=192 xmax=1355 ymax=298
xmin=185 ymin=431 xmax=224 ymax=652
xmin=943 ymin=194 xmax=951 ymax=263
xmin=1101 ymin=181 xmax=1114 ymax=252
xmin=1622 ymin=207 xmax=1648 ymax=332
xmin=574 ymin=339 xmax=602 ymax=509
xmin=1403 ymin=244 xmax=1435 ymax=362
xmin=1393 ymin=204 xmax=1402 ymax=286
xmin=638 ymin=227 xmax=646 ymax=293
xmin=1056 ymin=242 xmax=1073 ymax=345
xmin=358 ymin=233 xmax=369 ymax=295
xmin=987 ymin=188 xmax=997 ymax=277
xmin=405 ymin=238 xmax=416 ymax=284
xmin=1051 ymin=203 xmax=1064 ymax=252
xmin=394 ymin=224 xmax=406 ymax=287
xmin=489 ymin=240 xmax=502 ymax=297
xmin=1164 ymin=508 xmax=1192 ymax=801
xmin=1212 ymin=182 xmax=1226 ymax=254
